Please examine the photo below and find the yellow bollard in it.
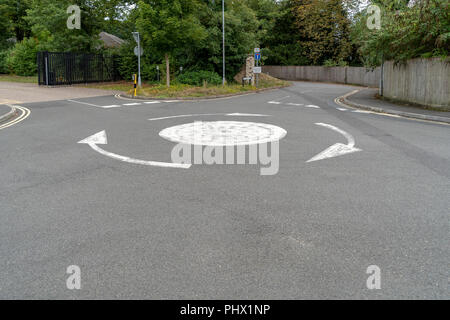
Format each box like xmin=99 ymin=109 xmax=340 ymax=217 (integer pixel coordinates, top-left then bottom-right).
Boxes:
xmin=133 ymin=74 xmax=137 ymax=97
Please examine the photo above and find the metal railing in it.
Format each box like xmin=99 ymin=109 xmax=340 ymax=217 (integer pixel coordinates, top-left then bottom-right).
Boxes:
xmin=37 ymin=52 xmax=120 ymax=86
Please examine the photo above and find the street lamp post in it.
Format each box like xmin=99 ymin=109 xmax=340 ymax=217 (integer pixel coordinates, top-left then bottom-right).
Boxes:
xmin=222 ymin=0 xmax=225 ymax=86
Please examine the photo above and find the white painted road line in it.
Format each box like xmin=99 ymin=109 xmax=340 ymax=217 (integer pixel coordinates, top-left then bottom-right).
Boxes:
xmin=144 ymin=101 xmax=161 ymax=104
xmin=101 ymin=105 xmax=122 ymax=109
xmin=286 ymin=103 xmax=304 ymax=106
xmin=337 ymin=108 xmax=348 ymax=111
xmin=307 ymin=123 xmax=362 ymax=163
xmin=67 ymin=99 xmax=103 ymax=108
xmin=122 ymin=103 xmax=142 ymax=106
xmin=268 ymin=101 xmax=320 ymax=109
xmin=148 ymin=113 xmax=269 ymax=121
xmin=305 ymin=105 xmax=320 ymax=109
xmin=78 ymin=131 xmax=191 ymax=169
xmin=226 ymin=113 xmax=268 ymax=117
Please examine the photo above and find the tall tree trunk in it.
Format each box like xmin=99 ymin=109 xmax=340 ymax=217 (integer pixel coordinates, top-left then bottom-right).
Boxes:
xmin=165 ymin=53 xmax=170 ymax=87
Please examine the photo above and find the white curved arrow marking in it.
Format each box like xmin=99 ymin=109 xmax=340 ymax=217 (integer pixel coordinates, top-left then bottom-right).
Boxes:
xmin=78 ymin=131 xmax=191 ymax=169
xmin=307 ymin=123 xmax=362 ymax=163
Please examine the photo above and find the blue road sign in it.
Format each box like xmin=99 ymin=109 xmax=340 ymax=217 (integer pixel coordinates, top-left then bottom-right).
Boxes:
xmin=255 ymin=52 xmax=261 ymax=61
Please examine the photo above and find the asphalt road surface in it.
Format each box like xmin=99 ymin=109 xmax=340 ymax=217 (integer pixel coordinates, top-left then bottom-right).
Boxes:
xmin=0 ymin=81 xmax=448 ymax=299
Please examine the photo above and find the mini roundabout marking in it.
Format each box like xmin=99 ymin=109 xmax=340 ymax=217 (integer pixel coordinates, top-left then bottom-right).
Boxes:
xmin=78 ymin=112 xmax=362 ymax=170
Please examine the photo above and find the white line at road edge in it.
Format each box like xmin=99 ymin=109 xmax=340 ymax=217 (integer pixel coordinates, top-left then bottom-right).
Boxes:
xmin=0 ymin=105 xmax=31 ymax=130
xmin=148 ymin=113 xmax=269 ymax=121
xmin=78 ymin=130 xmax=191 ymax=169
xmin=306 ymin=123 xmax=362 ymax=163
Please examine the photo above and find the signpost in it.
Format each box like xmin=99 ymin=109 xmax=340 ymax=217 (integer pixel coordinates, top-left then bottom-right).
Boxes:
xmin=254 ymin=48 xmax=261 ymax=87
xmin=132 ymin=32 xmax=142 ymax=87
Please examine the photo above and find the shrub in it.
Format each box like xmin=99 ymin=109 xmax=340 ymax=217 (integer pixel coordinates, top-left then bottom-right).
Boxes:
xmin=177 ymin=70 xmax=222 ymax=86
xmin=0 ymin=50 xmax=10 ymax=74
xmin=6 ymin=38 xmax=38 ymax=76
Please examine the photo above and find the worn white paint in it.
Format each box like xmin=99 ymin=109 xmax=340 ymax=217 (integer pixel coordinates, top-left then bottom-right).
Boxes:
xmin=148 ymin=113 xmax=269 ymax=121
xmin=67 ymin=99 xmax=103 ymax=108
xmin=78 ymin=130 xmax=191 ymax=169
xmin=159 ymin=121 xmax=287 ymax=147
xmin=307 ymin=123 xmax=361 ymax=163
xmin=267 ymin=101 xmax=320 ymax=109
xmin=122 ymin=103 xmax=142 ymax=106
xmin=101 ymin=105 xmax=122 ymax=109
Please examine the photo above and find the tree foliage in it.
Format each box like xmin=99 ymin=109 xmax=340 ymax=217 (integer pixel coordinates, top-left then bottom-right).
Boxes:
xmin=352 ymin=0 xmax=450 ymax=67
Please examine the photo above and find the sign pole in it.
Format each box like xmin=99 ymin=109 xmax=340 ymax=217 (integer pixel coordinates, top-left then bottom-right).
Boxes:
xmin=137 ymin=33 xmax=141 ymax=87
xmin=222 ymin=0 xmax=225 ymax=86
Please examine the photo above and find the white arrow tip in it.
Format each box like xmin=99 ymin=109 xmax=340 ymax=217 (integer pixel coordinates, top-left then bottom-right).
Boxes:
xmin=307 ymin=143 xmax=361 ymax=163
xmin=78 ymin=130 xmax=107 ymax=145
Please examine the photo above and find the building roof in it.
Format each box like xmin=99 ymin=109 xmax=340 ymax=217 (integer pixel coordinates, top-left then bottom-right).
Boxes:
xmin=99 ymin=32 xmax=125 ymax=48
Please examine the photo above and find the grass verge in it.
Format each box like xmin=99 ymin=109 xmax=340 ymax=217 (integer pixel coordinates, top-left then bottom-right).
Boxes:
xmin=82 ymin=78 xmax=290 ymax=98
xmin=0 ymin=74 xmax=38 ymax=83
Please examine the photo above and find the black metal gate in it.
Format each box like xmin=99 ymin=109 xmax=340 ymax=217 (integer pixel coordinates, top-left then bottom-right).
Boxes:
xmin=37 ymin=52 xmax=120 ymax=86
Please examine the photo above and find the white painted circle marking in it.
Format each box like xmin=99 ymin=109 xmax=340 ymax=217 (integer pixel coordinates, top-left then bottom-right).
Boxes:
xmin=159 ymin=121 xmax=287 ymax=146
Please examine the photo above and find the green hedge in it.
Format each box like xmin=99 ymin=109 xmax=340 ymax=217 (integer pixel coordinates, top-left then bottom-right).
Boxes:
xmin=6 ymin=38 xmax=38 ymax=76
xmin=177 ymin=70 xmax=222 ymax=86
xmin=0 ymin=50 xmax=10 ymax=74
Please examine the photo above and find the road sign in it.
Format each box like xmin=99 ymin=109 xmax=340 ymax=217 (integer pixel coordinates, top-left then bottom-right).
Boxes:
xmin=254 ymin=53 xmax=261 ymax=61
xmin=134 ymin=46 xmax=143 ymax=56
xmin=254 ymin=48 xmax=260 ymax=53
xmin=132 ymin=32 xmax=140 ymax=44
xmin=253 ymin=67 xmax=262 ymax=74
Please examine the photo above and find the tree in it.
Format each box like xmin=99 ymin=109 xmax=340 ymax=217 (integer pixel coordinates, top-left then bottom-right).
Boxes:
xmin=25 ymin=0 xmax=105 ymax=52
xmin=263 ymin=0 xmax=311 ymax=65
xmin=291 ymin=0 xmax=353 ymax=65
xmin=136 ymin=0 xmax=207 ymax=87
xmin=190 ymin=0 xmax=259 ymax=80
xmin=352 ymin=0 xmax=449 ymax=67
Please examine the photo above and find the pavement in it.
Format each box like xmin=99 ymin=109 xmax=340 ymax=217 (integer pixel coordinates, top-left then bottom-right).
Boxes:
xmin=0 ymin=81 xmax=448 ymax=299
xmin=0 ymin=81 xmax=123 ymax=104
xmin=343 ymin=88 xmax=450 ymax=123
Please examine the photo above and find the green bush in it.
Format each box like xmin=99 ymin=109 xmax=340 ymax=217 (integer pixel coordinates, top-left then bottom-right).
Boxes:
xmin=6 ymin=38 xmax=38 ymax=76
xmin=0 ymin=50 xmax=10 ymax=74
xmin=177 ymin=70 xmax=222 ymax=86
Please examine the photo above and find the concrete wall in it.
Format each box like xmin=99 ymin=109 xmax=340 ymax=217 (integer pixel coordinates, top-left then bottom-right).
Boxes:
xmin=262 ymin=65 xmax=380 ymax=87
xmin=383 ymin=58 xmax=450 ymax=108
